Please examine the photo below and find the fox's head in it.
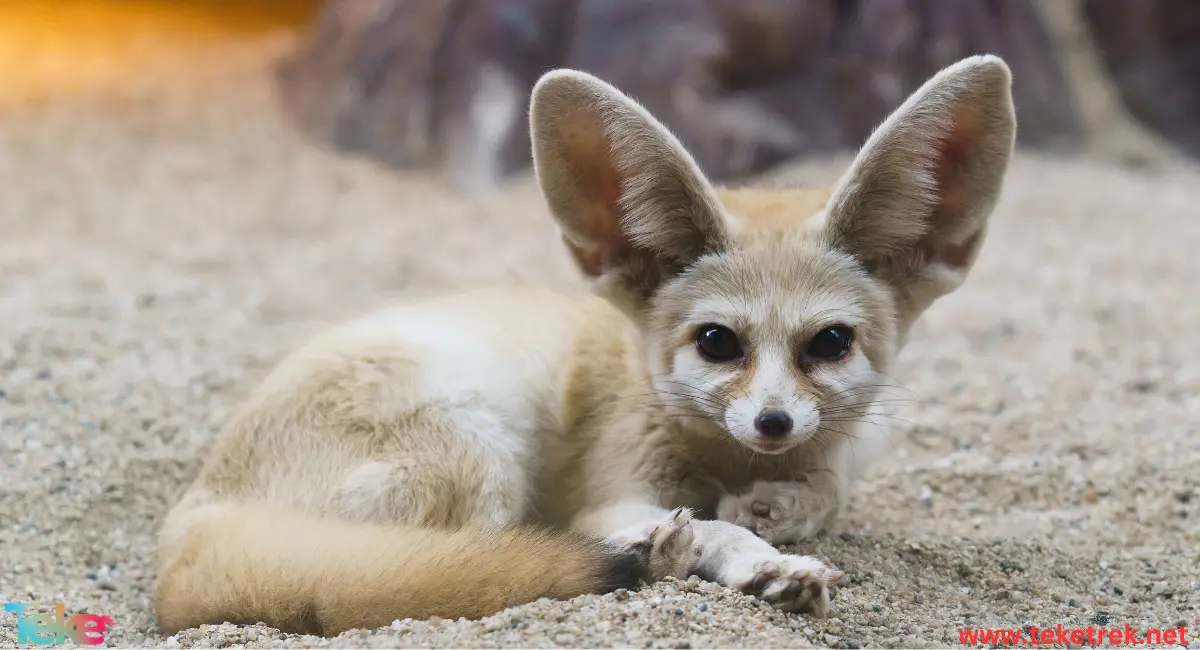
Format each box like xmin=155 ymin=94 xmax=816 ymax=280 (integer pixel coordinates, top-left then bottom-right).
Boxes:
xmin=530 ymin=56 xmax=1016 ymax=455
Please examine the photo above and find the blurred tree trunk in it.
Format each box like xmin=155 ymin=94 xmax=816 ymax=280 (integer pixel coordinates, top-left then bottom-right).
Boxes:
xmin=277 ymin=0 xmax=1086 ymax=190
xmin=1082 ymin=0 xmax=1200 ymax=160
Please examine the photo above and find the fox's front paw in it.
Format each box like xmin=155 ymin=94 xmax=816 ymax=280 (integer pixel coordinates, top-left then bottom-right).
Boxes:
xmin=724 ymin=553 xmax=842 ymax=616
xmin=606 ymin=507 xmax=698 ymax=582
xmin=717 ymin=479 xmax=838 ymax=544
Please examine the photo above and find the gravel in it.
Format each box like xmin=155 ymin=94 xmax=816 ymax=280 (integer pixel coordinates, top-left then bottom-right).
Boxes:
xmin=1 ymin=34 xmax=1197 ymax=650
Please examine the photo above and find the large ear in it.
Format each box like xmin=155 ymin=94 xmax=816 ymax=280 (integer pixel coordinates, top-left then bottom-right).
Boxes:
xmin=529 ymin=69 xmax=735 ymax=304
xmin=818 ymin=55 xmax=1017 ymax=317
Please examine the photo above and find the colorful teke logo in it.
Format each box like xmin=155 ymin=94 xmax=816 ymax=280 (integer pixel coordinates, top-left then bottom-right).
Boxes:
xmin=2 ymin=602 xmax=113 ymax=646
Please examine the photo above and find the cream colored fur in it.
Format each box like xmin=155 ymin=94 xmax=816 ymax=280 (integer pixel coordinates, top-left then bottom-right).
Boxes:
xmin=155 ymin=55 xmax=1017 ymax=636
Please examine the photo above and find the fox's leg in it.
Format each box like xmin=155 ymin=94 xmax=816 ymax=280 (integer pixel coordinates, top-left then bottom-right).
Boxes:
xmin=334 ymin=409 xmax=530 ymax=529
xmin=335 ymin=455 xmax=526 ymax=528
xmin=572 ymin=500 xmax=841 ymax=616
xmin=688 ymin=517 xmax=842 ymax=616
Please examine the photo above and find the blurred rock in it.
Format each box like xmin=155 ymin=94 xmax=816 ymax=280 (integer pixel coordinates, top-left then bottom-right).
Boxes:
xmin=277 ymin=0 xmax=1086 ymax=189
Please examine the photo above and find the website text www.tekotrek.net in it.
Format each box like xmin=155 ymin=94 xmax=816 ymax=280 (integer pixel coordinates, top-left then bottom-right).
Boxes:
xmin=958 ymin=623 xmax=1189 ymax=646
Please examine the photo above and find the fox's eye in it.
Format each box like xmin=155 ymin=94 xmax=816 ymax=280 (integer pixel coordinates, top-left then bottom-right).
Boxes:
xmin=806 ymin=326 xmax=853 ymax=360
xmin=695 ymin=325 xmax=743 ymax=362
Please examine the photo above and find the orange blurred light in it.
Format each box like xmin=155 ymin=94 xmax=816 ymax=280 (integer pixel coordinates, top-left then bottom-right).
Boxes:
xmin=0 ymin=0 xmax=320 ymax=106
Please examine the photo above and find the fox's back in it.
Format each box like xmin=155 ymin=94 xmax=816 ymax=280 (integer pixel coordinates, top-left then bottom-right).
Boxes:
xmin=299 ymin=286 xmax=641 ymax=402
xmin=195 ymin=287 xmax=644 ymax=502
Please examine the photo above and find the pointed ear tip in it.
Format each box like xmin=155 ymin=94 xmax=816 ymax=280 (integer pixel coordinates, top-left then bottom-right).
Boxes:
xmin=948 ymin=54 xmax=1013 ymax=90
xmin=529 ymin=69 xmax=621 ymax=132
xmin=530 ymin=70 xmax=587 ymax=133
xmin=532 ymin=69 xmax=607 ymax=101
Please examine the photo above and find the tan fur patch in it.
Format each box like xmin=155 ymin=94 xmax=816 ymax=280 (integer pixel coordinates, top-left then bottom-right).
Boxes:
xmin=716 ymin=187 xmax=832 ymax=236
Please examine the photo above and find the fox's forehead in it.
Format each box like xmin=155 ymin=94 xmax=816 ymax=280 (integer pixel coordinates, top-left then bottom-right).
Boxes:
xmin=661 ymin=236 xmax=889 ymax=342
xmin=715 ymin=186 xmax=834 ymax=236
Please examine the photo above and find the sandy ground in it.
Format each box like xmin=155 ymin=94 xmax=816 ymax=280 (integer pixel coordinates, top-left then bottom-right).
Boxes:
xmin=2 ymin=33 xmax=1199 ymax=649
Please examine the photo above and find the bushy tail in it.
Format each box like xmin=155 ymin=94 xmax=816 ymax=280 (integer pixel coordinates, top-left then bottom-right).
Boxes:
xmin=154 ymin=502 xmax=641 ymax=636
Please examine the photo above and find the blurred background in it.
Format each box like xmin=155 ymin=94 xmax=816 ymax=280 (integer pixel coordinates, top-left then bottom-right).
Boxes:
xmin=3 ymin=0 xmax=1197 ymax=188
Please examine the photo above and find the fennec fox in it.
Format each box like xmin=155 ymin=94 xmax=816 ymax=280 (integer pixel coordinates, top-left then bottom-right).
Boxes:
xmin=155 ymin=55 xmax=1016 ymax=636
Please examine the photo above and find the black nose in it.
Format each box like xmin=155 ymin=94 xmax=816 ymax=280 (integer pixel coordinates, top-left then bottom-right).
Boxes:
xmin=754 ymin=409 xmax=793 ymax=437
